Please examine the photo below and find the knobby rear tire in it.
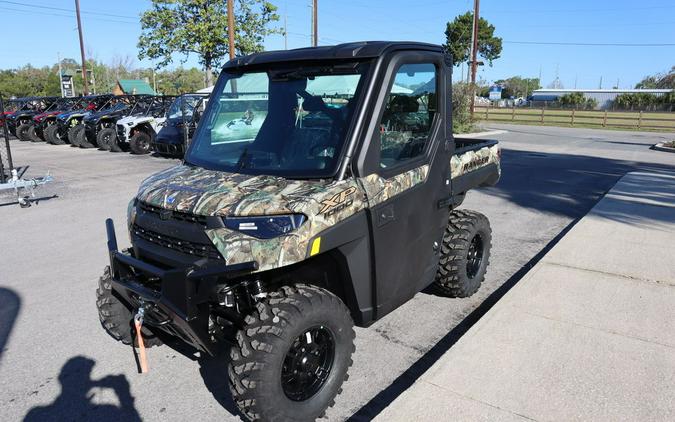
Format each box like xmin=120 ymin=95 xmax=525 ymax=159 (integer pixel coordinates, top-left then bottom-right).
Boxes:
xmin=433 ymin=209 xmax=492 ymax=298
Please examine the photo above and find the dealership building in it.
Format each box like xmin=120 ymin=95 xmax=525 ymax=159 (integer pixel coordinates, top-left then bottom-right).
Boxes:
xmin=531 ymin=88 xmax=673 ymax=109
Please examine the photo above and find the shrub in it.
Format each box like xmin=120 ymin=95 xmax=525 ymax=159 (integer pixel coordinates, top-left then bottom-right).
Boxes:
xmin=452 ymin=82 xmax=475 ymax=133
xmin=559 ymin=92 xmax=586 ymax=108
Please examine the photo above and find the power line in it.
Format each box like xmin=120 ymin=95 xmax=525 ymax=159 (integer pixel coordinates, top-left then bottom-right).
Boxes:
xmin=490 ymin=5 xmax=675 ymax=14
xmin=505 ymin=41 xmax=675 ymax=47
xmin=0 ymin=0 xmax=137 ymax=19
xmin=0 ymin=6 xmax=137 ymax=25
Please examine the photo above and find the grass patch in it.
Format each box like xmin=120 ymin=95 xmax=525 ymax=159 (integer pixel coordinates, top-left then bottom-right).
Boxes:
xmin=474 ymin=106 xmax=675 ymax=132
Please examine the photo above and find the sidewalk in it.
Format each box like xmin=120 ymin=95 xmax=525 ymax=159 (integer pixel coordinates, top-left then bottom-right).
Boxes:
xmin=377 ymin=171 xmax=675 ymax=421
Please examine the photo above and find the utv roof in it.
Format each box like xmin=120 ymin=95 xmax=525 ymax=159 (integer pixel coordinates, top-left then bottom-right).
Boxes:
xmin=223 ymin=41 xmax=443 ymax=69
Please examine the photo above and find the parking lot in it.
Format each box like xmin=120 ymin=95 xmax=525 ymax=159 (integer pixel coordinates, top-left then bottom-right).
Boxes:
xmin=1 ymin=124 xmax=674 ymax=421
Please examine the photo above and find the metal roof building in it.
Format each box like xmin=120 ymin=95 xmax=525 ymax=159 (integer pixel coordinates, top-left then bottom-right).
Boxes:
xmin=531 ymin=88 xmax=673 ymax=109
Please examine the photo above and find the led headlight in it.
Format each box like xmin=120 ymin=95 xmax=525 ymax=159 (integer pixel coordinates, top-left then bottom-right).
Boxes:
xmin=223 ymin=214 xmax=307 ymax=239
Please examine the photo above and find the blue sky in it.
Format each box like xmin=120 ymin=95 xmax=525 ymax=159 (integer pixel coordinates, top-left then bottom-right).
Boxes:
xmin=1 ymin=0 xmax=674 ymax=89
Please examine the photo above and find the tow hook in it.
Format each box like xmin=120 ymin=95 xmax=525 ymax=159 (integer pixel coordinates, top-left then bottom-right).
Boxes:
xmin=134 ymin=304 xmax=149 ymax=374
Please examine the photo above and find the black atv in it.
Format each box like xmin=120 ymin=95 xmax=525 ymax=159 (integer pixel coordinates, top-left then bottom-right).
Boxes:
xmin=31 ymin=97 xmax=83 ymax=142
xmin=56 ymin=94 xmax=114 ymax=146
xmin=78 ymin=95 xmax=148 ymax=149
xmin=152 ymin=93 xmax=209 ymax=157
xmin=7 ymin=97 xmax=58 ymax=141
xmin=97 ymin=42 xmax=501 ymax=421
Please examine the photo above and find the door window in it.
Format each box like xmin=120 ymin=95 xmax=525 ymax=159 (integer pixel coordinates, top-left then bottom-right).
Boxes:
xmin=378 ymin=63 xmax=437 ymax=169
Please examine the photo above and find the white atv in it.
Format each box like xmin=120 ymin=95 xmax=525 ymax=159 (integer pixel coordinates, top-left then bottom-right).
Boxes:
xmin=114 ymin=96 xmax=175 ymax=154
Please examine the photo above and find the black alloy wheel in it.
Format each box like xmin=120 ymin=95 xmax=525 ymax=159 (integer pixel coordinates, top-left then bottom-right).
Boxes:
xmin=466 ymin=233 xmax=484 ymax=279
xmin=282 ymin=326 xmax=336 ymax=402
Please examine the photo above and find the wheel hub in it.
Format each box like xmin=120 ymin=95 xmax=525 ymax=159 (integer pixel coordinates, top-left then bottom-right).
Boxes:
xmin=281 ymin=326 xmax=335 ymax=401
xmin=466 ymin=233 xmax=484 ymax=279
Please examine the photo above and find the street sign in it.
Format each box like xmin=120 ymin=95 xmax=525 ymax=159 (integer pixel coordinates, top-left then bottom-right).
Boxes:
xmin=488 ymin=85 xmax=502 ymax=101
xmin=61 ymin=73 xmax=75 ymax=97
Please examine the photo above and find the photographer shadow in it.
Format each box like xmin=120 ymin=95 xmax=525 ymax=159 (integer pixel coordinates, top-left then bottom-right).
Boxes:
xmin=24 ymin=356 xmax=141 ymax=422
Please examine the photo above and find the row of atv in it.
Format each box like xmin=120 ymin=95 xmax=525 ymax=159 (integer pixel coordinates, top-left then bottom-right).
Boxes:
xmin=2 ymin=93 xmax=208 ymax=156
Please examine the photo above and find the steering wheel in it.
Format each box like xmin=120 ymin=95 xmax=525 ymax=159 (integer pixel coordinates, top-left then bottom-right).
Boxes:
xmin=309 ymin=144 xmax=336 ymax=158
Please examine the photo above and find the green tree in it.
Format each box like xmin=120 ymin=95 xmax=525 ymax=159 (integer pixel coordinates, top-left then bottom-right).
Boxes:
xmin=559 ymin=92 xmax=586 ymax=108
xmin=138 ymin=0 xmax=281 ymax=87
xmin=635 ymin=66 xmax=674 ymax=89
xmin=493 ymin=76 xmax=541 ymax=98
xmin=444 ymin=12 xmax=502 ymax=67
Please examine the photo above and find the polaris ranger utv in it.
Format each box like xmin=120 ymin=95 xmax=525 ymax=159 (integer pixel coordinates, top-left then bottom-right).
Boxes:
xmin=77 ymin=95 xmax=146 ymax=149
xmin=152 ymin=93 xmax=209 ymax=157
xmin=7 ymin=97 xmax=58 ymax=141
xmin=30 ymin=96 xmax=82 ymax=142
xmin=54 ymin=94 xmax=113 ymax=145
xmin=112 ymin=95 xmax=176 ymax=154
xmin=97 ymin=42 xmax=500 ymax=421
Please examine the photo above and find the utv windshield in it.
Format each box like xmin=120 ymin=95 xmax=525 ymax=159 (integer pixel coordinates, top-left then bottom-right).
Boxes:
xmin=185 ymin=61 xmax=371 ymax=178
xmin=167 ymin=95 xmax=204 ymax=120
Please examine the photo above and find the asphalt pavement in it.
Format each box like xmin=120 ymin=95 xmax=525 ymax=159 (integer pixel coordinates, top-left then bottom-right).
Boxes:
xmin=0 ymin=124 xmax=674 ymax=421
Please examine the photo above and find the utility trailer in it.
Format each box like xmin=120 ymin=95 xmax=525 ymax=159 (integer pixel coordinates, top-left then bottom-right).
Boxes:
xmin=0 ymin=95 xmax=53 ymax=207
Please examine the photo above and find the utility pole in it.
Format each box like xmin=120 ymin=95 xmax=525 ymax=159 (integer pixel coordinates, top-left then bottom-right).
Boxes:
xmin=57 ymin=52 xmax=64 ymax=98
xmin=312 ymin=0 xmax=318 ymax=47
xmin=227 ymin=0 xmax=235 ymax=60
xmin=75 ymin=0 xmax=88 ymax=95
xmin=284 ymin=13 xmax=288 ymax=49
xmin=469 ymin=0 xmax=480 ymax=114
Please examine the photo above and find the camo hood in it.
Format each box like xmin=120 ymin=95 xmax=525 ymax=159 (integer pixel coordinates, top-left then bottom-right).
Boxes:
xmin=136 ymin=164 xmax=341 ymax=217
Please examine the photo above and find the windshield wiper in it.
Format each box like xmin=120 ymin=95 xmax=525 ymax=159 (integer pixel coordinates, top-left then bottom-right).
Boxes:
xmin=236 ymin=148 xmax=251 ymax=169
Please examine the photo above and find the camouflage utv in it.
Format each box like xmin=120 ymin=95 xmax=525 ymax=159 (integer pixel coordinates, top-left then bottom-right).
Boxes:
xmin=98 ymin=41 xmax=500 ymax=421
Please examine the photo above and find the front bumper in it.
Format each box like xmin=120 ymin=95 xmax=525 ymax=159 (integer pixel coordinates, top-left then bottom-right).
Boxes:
xmin=105 ymin=218 xmax=257 ymax=355
xmin=152 ymin=141 xmax=185 ymax=156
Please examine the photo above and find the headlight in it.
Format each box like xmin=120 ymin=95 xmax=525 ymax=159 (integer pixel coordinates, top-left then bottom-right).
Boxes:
xmin=223 ymin=214 xmax=306 ymax=239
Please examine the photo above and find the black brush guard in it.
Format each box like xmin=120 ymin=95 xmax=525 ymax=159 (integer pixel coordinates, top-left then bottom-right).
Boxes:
xmin=105 ymin=218 xmax=258 ymax=355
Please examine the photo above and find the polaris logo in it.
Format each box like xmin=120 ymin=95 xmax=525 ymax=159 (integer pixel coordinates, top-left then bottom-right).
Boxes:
xmin=159 ymin=209 xmax=172 ymax=220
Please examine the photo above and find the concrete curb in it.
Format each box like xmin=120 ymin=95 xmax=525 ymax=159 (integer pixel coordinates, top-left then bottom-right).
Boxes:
xmin=457 ymin=129 xmax=507 ymax=138
xmin=652 ymin=142 xmax=675 ymax=153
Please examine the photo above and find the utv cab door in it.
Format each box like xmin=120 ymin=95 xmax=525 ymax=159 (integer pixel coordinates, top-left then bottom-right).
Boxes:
xmin=358 ymin=51 xmax=454 ymax=318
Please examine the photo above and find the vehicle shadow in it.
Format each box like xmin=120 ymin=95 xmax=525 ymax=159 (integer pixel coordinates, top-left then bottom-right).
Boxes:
xmin=24 ymin=356 xmax=141 ymax=422
xmin=160 ymin=338 xmax=243 ymax=419
xmin=349 ymin=148 xmax=675 ymax=420
xmin=0 ymin=287 xmax=20 ymax=364
xmin=484 ymin=148 xmax=675 ymax=223
xmin=197 ymin=348 xmax=244 ymax=418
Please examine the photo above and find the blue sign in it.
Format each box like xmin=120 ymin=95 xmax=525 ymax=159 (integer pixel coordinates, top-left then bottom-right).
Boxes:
xmin=488 ymin=85 xmax=502 ymax=101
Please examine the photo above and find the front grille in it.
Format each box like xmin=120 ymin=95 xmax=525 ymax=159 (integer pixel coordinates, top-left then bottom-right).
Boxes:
xmin=131 ymin=223 xmax=223 ymax=260
xmin=139 ymin=201 xmax=208 ymax=227
xmin=117 ymin=124 xmax=126 ymax=142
